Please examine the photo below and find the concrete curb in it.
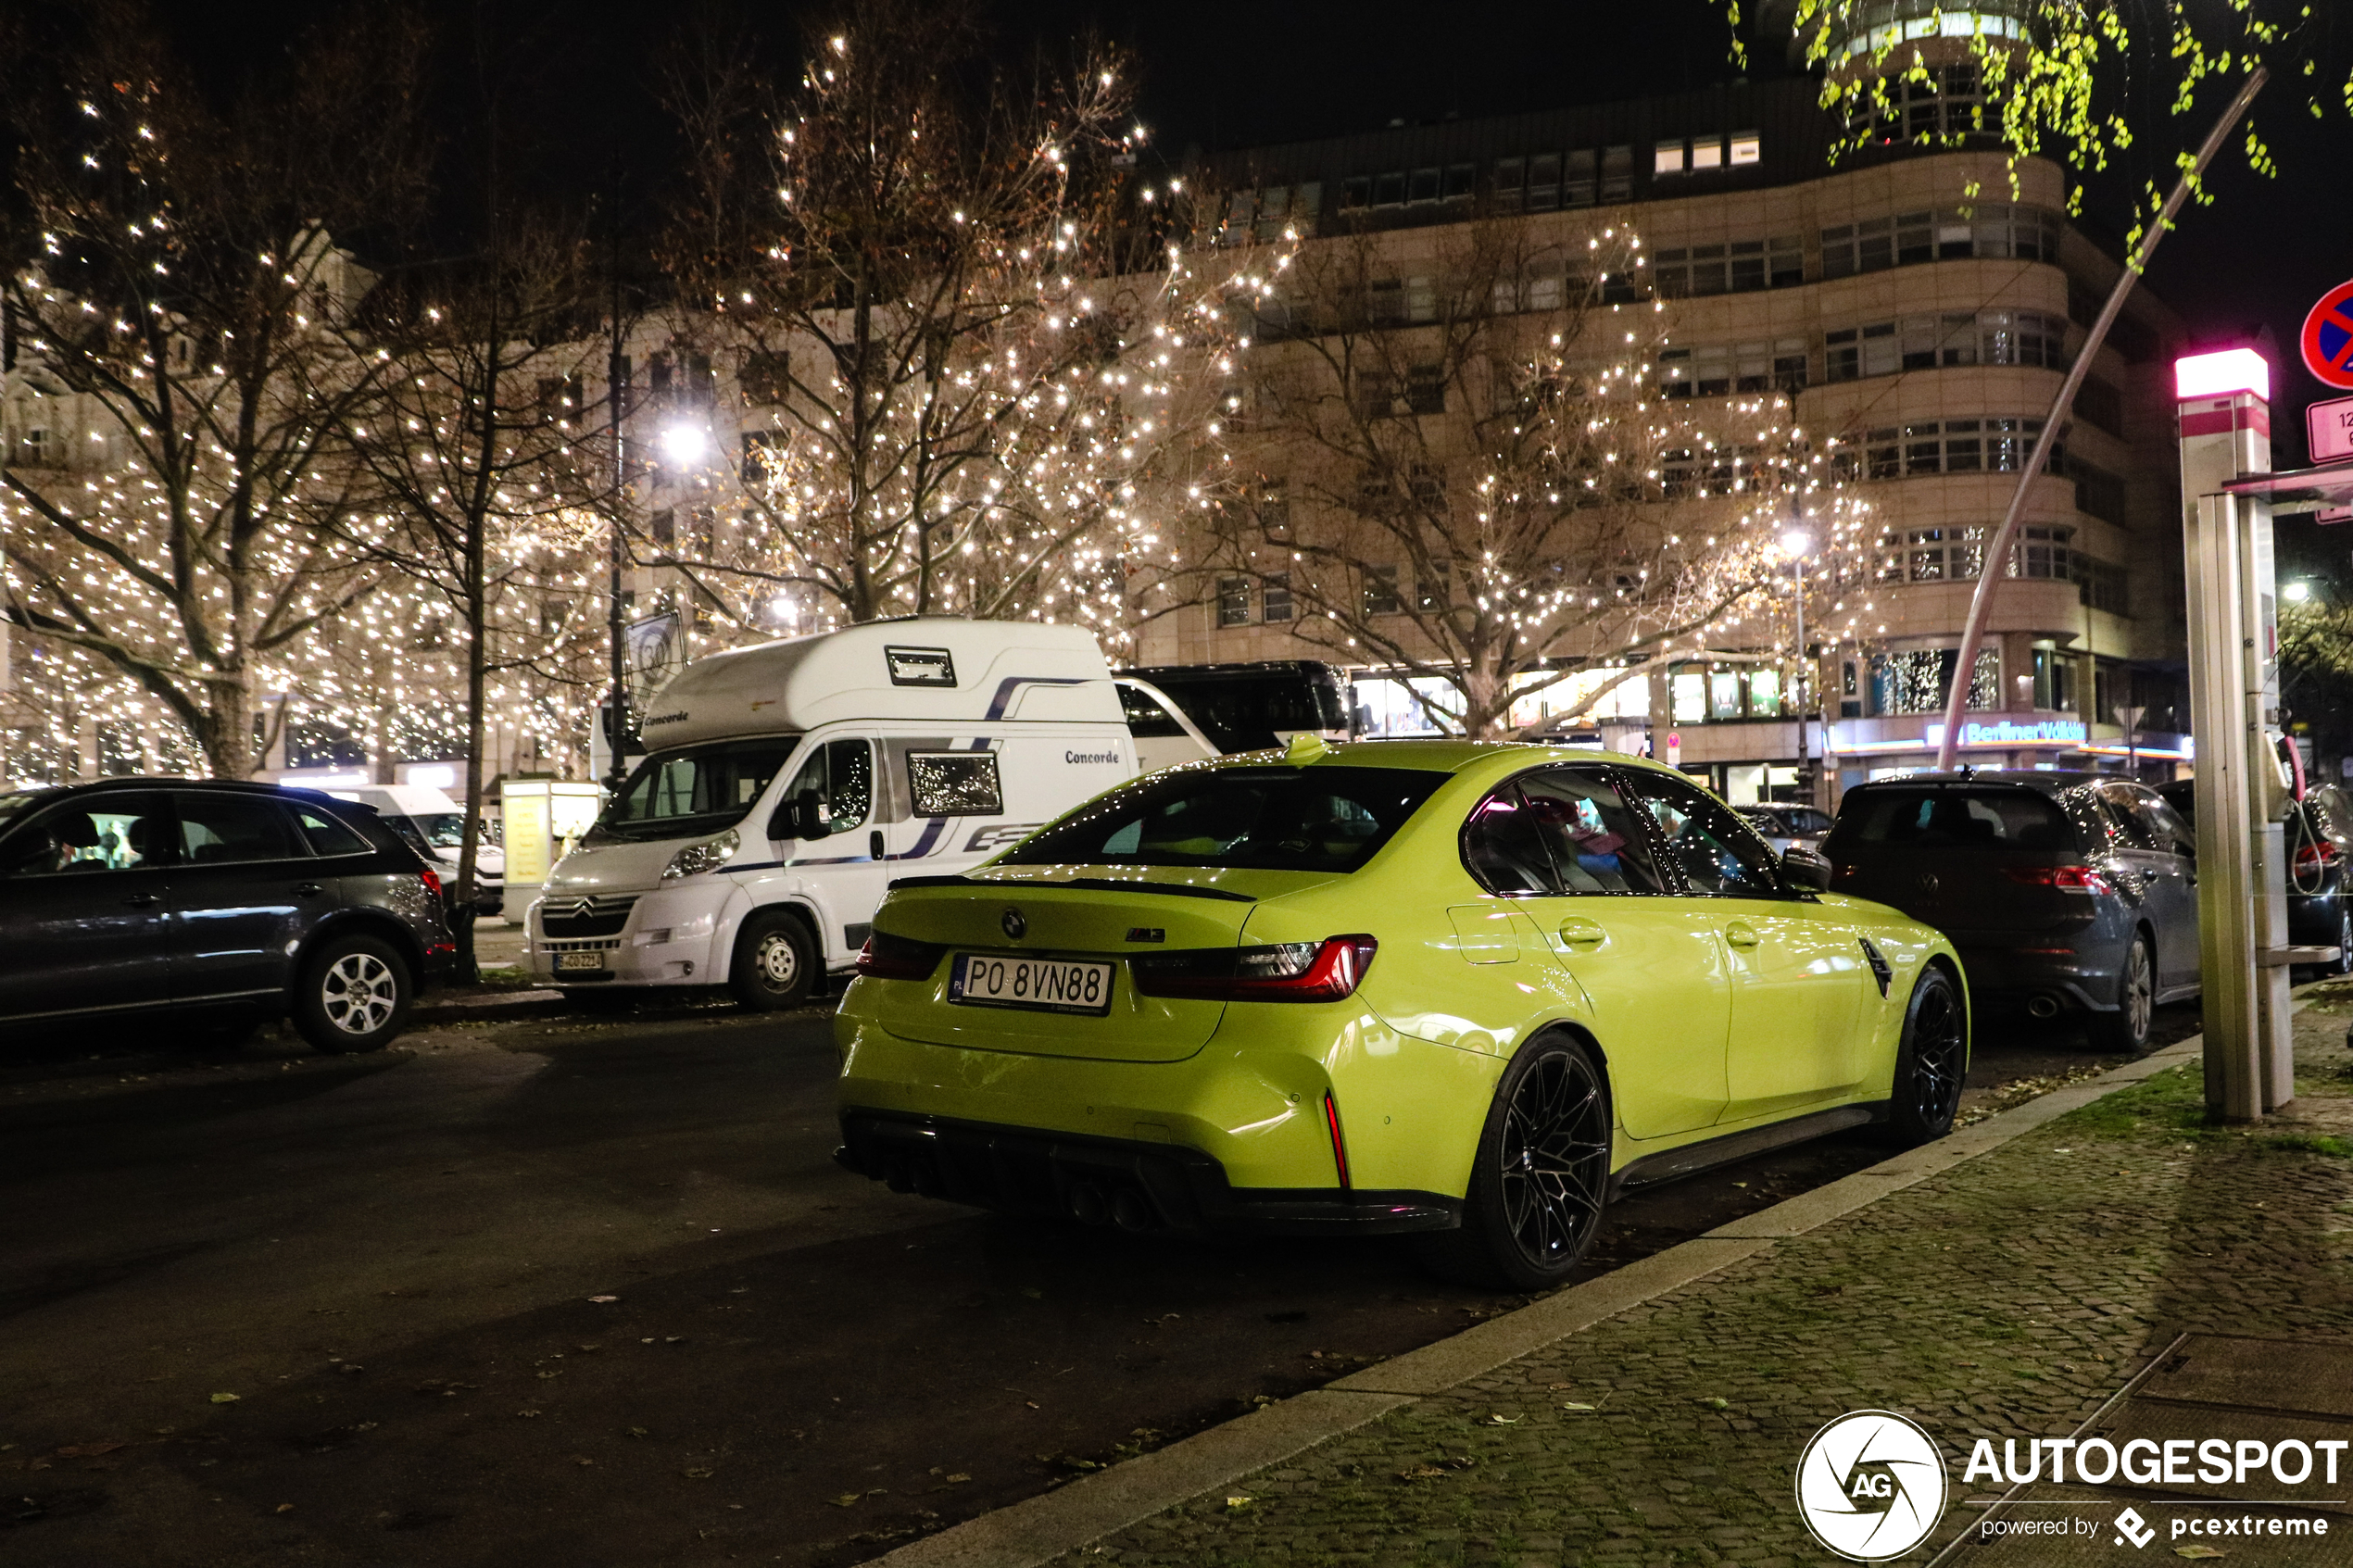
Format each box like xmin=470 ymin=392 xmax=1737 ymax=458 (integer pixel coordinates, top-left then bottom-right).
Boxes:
xmin=866 ymin=1035 xmax=2210 ymax=1568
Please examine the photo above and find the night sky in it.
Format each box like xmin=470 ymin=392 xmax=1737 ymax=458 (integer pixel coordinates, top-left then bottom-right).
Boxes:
xmin=145 ymin=0 xmax=2353 ymax=460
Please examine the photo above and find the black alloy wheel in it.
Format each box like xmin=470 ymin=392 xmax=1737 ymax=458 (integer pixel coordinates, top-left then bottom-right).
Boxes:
xmin=2087 ymin=931 xmax=2154 ymax=1053
xmin=1417 ymin=1034 xmax=1613 ymax=1290
xmin=1882 ymin=966 xmax=1968 ymax=1145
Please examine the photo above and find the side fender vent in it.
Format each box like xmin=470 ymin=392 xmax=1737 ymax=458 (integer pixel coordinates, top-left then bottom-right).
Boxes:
xmin=1858 ymin=937 xmax=1893 ymax=997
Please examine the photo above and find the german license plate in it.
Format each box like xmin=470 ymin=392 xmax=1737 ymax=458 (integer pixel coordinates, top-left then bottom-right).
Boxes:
xmin=948 ymin=954 xmax=1115 ymax=1016
xmin=556 ymin=951 xmax=608 ymax=973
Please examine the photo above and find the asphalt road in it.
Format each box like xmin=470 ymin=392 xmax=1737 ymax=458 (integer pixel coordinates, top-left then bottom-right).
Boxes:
xmin=0 ymin=991 xmax=2198 ymax=1566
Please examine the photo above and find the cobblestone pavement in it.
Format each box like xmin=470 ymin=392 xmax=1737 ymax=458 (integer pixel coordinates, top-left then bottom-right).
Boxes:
xmin=1054 ymin=1005 xmax=2353 ymax=1568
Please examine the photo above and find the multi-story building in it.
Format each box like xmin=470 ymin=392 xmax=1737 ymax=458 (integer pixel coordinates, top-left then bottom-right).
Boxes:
xmin=1138 ymin=6 xmax=2189 ymax=807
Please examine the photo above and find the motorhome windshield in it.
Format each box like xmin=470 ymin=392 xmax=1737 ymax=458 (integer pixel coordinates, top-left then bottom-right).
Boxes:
xmin=593 ymin=738 xmax=799 ymax=842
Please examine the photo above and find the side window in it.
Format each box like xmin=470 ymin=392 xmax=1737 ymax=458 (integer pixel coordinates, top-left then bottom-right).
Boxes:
xmin=780 ymin=738 xmax=874 ymax=835
xmin=295 ymin=805 xmax=373 ymax=858
xmin=908 ymin=751 xmax=1003 ymax=817
xmin=177 ymin=794 xmax=309 ymax=866
xmin=1461 ymin=786 xmax=1559 ymax=895
xmin=2092 ymin=784 xmax=2158 ymax=850
xmin=1519 ymin=768 xmax=1667 ymax=895
xmin=1620 ymin=771 xmax=1784 ymax=897
xmin=0 ymin=794 xmax=170 ymax=877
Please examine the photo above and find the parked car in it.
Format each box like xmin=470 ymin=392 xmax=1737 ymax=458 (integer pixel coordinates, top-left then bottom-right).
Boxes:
xmin=0 ymin=780 xmax=456 ymax=1052
xmin=1825 ymin=771 xmax=2197 ymax=1051
xmin=528 ymin=618 xmax=1140 ymax=1010
xmin=1119 ymin=660 xmax=1353 ymax=752
xmin=835 ymin=740 xmax=1966 ymax=1289
xmin=1735 ymin=802 xmax=1836 ymax=855
xmin=2158 ymin=778 xmax=2353 ymax=976
xmin=328 ymin=783 xmax=504 ymax=916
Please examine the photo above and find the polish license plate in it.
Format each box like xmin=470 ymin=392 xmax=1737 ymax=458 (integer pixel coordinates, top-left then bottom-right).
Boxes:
xmin=556 ymin=951 xmax=608 ymax=973
xmin=948 ymin=954 xmax=1116 ymax=1016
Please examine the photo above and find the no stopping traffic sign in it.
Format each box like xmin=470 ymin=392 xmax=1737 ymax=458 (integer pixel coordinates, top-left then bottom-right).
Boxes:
xmin=2303 ymin=278 xmax=2353 ymax=390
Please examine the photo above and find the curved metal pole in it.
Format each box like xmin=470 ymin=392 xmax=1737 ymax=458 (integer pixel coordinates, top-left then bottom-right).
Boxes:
xmin=1931 ymin=66 xmax=2267 ymax=771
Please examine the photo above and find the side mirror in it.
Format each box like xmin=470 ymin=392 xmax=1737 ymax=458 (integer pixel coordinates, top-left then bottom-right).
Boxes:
xmin=1781 ymin=846 xmax=1831 ymax=893
xmin=788 ymin=788 xmax=831 ymax=841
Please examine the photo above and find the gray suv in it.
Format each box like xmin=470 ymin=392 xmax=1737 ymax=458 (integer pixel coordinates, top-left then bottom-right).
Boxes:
xmin=0 ymin=780 xmax=456 ymax=1052
xmin=1825 ymin=771 xmax=2198 ymax=1052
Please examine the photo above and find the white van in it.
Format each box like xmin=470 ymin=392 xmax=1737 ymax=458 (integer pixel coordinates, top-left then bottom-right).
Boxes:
xmin=329 ymin=783 xmax=505 ymax=914
xmin=526 ymin=618 xmax=1139 ymax=1008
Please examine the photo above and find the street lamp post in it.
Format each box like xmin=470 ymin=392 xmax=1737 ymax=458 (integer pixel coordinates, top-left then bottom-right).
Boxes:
xmin=1781 ymin=528 xmax=1813 ymax=806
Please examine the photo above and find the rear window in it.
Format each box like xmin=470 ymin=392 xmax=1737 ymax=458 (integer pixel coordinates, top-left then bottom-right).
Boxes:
xmin=1830 ymin=788 xmax=2075 ymax=851
xmin=1000 ymin=764 xmax=1444 ymax=874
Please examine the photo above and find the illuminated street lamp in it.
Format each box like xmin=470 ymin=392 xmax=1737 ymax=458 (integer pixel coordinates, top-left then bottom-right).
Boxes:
xmin=2284 ymin=581 xmax=2313 ymax=603
xmin=660 ymin=421 xmax=711 ymax=468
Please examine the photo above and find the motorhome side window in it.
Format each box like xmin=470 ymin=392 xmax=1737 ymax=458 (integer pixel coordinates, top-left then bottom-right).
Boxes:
xmin=781 ymin=739 xmax=873 ymax=835
xmin=908 ymin=752 xmax=1003 ymax=816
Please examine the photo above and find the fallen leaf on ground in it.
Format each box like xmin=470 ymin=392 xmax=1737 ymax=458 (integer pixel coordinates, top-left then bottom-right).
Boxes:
xmin=625 ymin=1427 xmax=648 ymax=1438
xmin=1561 ymin=1401 xmax=1597 ymax=1411
xmin=945 ymin=1473 xmax=970 ymax=1484
xmin=2174 ymin=1549 xmax=2225 ymax=1561
xmin=826 ymin=1491 xmax=860 ymax=1506
xmin=208 ymin=1394 xmax=240 ymax=1405
xmin=1486 ymin=1413 xmax=1519 ymax=1425
xmin=516 ymin=1411 xmax=541 ymax=1419
xmin=275 ymin=1502 xmax=295 ymax=1513
xmin=1695 ymin=1396 xmax=1730 ymax=1410
xmin=1225 ymin=1496 xmax=1252 ymax=1510
xmin=54 ymin=1442 xmax=127 ymax=1459
xmin=586 ymin=1295 xmax=618 ymax=1303
xmin=683 ymin=1468 xmax=715 ymax=1480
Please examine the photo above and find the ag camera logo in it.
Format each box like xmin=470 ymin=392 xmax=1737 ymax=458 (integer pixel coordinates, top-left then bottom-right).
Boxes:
xmin=1796 ymin=1411 xmax=1950 ymax=1562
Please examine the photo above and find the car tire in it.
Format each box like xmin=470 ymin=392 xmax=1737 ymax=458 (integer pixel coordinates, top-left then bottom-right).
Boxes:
xmin=729 ymin=910 xmax=816 ymax=1011
xmin=1415 ymin=1032 xmax=1613 ymax=1292
xmin=2087 ymin=931 xmax=2154 ymax=1054
xmin=1880 ymin=966 xmax=1968 ymax=1146
xmin=292 ymin=935 xmax=411 ymax=1054
xmin=2334 ymin=909 xmax=2353 ymax=978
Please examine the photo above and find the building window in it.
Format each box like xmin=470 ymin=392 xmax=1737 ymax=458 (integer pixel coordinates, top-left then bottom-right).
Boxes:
xmin=1405 ymin=365 xmax=1445 ymax=415
xmin=1820 ymin=311 xmax=2068 ymax=383
xmin=1263 ymin=572 xmax=1293 ymax=622
xmin=1600 ymin=144 xmax=1632 ymax=202
xmin=2032 ymin=647 xmax=2078 ymax=712
xmin=1361 ymin=565 xmax=1402 ymax=617
xmin=1730 ymin=130 xmax=1762 ymax=165
xmin=1216 ymin=577 xmax=1252 ymax=627
xmin=2014 ymin=525 xmax=2073 ymax=582
xmin=1416 ymin=560 xmax=1452 ymax=611
xmin=2079 ymin=559 xmax=2130 ymax=615
xmin=1834 ymin=418 xmax=2046 ymax=481
xmin=1529 ymin=152 xmax=1563 ymax=210
xmin=1870 ymin=648 xmax=2000 ymax=715
xmin=1654 ymin=139 xmax=1687 ymax=176
xmin=741 ymin=431 xmax=781 ymax=485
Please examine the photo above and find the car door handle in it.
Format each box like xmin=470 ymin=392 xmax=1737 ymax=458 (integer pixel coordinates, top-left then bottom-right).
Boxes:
xmin=1555 ymin=917 xmax=1607 ymax=949
xmin=121 ymin=893 xmax=159 ymax=909
xmin=294 ymin=883 xmax=323 ymax=897
xmin=869 ymin=829 xmax=885 ymax=861
xmin=1723 ymin=921 xmax=1761 ymax=948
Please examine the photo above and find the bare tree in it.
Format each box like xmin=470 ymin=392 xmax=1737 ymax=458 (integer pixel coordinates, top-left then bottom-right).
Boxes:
xmin=654 ymin=0 xmax=1266 ymax=652
xmin=342 ymin=222 xmax=610 ymax=930
xmin=0 ymin=2 xmax=429 ymax=777
xmin=1189 ymin=218 xmax=1841 ymax=737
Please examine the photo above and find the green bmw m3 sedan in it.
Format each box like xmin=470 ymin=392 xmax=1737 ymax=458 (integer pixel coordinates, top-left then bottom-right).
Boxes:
xmin=833 ymin=740 xmax=1967 ymax=1288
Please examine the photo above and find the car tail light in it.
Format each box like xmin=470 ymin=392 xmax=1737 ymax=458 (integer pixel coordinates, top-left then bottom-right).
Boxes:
xmin=2296 ymin=839 xmax=2341 ymax=874
xmin=1323 ymin=1091 xmax=1352 ymax=1189
xmin=856 ymin=930 xmax=946 ymax=980
xmin=2001 ymin=865 xmax=2112 ymax=896
xmin=419 ymin=866 xmax=444 ymax=899
xmin=1129 ymin=935 xmax=1378 ymax=1002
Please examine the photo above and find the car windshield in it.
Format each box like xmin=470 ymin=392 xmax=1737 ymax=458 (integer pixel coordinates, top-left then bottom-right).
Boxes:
xmin=413 ymin=812 xmax=468 ymax=849
xmin=1000 ymin=764 xmax=1444 ymax=874
xmin=593 ymin=738 xmax=799 ymax=842
xmin=1830 ymin=787 xmax=2074 ymax=851
xmin=1128 ymin=671 xmax=1349 ymax=751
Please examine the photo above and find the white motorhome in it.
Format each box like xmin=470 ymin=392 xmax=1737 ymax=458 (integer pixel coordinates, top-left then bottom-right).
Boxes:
xmin=526 ymin=619 xmax=1139 ymax=1007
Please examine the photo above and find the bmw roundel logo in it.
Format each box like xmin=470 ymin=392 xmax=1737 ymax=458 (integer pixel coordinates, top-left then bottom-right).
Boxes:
xmin=1001 ymin=908 xmax=1026 ymax=941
